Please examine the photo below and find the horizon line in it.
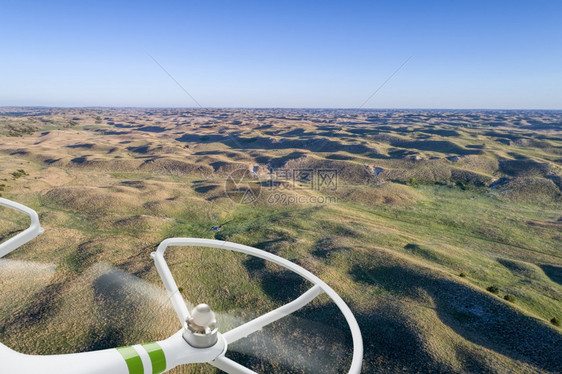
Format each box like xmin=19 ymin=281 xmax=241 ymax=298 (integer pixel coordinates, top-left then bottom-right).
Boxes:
xmin=1 ymin=105 xmax=562 ymax=111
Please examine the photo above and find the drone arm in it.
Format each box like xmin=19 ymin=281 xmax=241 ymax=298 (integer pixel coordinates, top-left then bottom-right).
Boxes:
xmin=211 ymin=355 xmax=257 ymax=374
xmin=151 ymin=244 xmax=190 ymax=326
xmin=216 ymin=285 xmax=325 ymax=373
xmin=0 ymin=198 xmax=44 ymax=258
xmin=223 ymin=285 xmax=324 ymax=345
xmin=2 ymin=330 xmax=229 ymax=374
xmin=0 ymin=342 xmax=130 ymax=374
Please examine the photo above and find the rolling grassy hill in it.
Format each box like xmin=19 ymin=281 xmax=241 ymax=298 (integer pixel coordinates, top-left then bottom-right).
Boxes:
xmin=0 ymin=108 xmax=561 ymax=373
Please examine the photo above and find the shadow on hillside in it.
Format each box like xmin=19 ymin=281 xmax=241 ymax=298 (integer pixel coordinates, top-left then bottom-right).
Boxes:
xmin=0 ymin=282 xmax=64 ymax=334
xmin=267 ymin=151 xmax=308 ymax=168
xmin=226 ymin=301 xmax=351 ymax=373
xmin=136 ymin=126 xmax=166 ymax=133
xmin=311 ymin=237 xmax=351 ymax=259
xmin=176 ymin=129 xmax=483 ymax=158
xmin=242 ymin=257 xmax=308 ymax=304
xmin=193 ymin=184 xmax=219 ymax=194
xmin=175 ymin=133 xmax=376 ymax=155
xmin=540 ymin=264 xmax=562 ymax=286
xmin=296 ymin=298 xmax=457 ymax=373
xmin=66 ymin=143 xmax=95 ymax=149
xmin=88 ymin=270 xmax=154 ymax=350
xmin=349 ymin=265 xmax=562 ymax=373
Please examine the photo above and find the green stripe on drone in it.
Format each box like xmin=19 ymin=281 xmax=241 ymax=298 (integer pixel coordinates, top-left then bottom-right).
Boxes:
xmin=116 ymin=346 xmax=144 ymax=374
xmin=142 ymin=342 xmax=167 ymax=374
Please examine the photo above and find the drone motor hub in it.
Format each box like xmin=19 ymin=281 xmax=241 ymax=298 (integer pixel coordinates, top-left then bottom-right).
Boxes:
xmin=184 ymin=303 xmax=219 ymax=348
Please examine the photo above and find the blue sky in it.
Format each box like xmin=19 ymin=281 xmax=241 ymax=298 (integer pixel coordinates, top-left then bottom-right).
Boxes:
xmin=1 ymin=0 xmax=561 ymax=108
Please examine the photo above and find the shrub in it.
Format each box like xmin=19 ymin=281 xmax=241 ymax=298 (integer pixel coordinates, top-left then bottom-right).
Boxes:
xmin=459 ymin=272 xmax=466 ymax=277
xmin=551 ymin=317 xmax=560 ymax=327
xmin=408 ymin=178 xmax=419 ymax=187
xmin=457 ymin=182 xmax=473 ymax=191
xmin=11 ymin=169 xmax=28 ymax=179
xmin=404 ymin=243 xmax=421 ymax=250
xmin=486 ymin=285 xmax=499 ymax=294
xmin=503 ymin=294 xmax=516 ymax=303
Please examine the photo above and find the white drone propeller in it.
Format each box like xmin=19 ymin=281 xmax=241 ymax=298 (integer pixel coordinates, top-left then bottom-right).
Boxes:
xmin=0 ymin=197 xmax=363 ymax=373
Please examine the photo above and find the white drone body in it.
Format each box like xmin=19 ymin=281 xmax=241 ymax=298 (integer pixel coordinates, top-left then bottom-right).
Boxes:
xmin=0 ymin=198 xmax=363 ymax=373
